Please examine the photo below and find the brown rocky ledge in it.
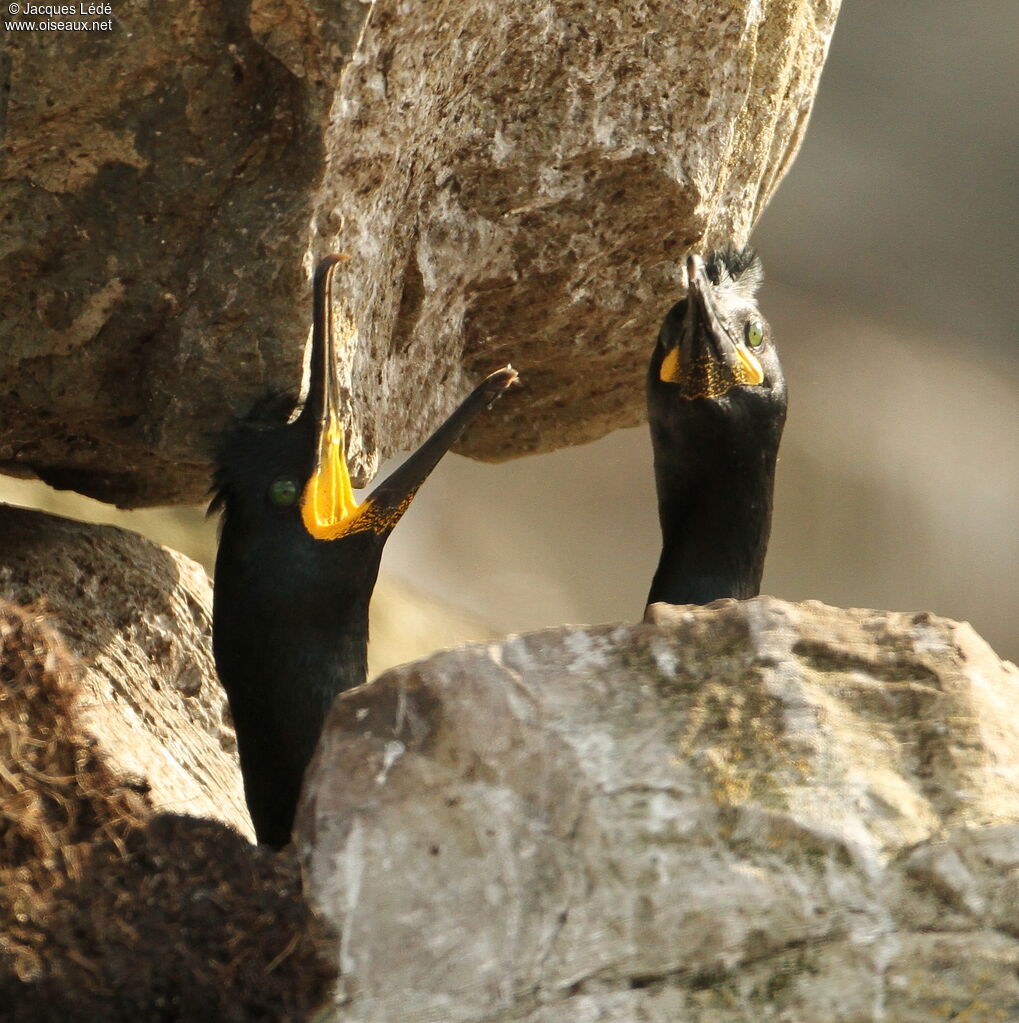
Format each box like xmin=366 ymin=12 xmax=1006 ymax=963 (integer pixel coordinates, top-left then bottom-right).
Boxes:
xmin=0 ymin=0 xmax=840 ymax=505
xmin=6 ymin=518 xmax=1009 ymax=1020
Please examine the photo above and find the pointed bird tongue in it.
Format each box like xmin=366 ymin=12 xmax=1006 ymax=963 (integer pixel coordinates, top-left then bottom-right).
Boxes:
xmin=299 ymin=255 xmax=517 ymax=541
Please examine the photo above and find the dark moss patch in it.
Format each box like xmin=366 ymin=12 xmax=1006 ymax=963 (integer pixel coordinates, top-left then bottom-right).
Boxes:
xmin=0 ymin=601 xmax=337 ymax=1022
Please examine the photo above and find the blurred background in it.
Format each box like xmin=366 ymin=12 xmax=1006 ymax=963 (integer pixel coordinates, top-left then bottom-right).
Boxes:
xmin=2 ymin=0 xmax=1016 ymax=668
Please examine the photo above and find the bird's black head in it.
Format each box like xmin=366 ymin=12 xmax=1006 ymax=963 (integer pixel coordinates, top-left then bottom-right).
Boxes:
xmin=649 ymin=246 xmax=787 ymax=449
xmin=213 ymin=255 xmax=518 ymax=563
xmin=210 ymin=388 xmax=383 ymax=607
xmin=210 ymin=256 xmax=393 ymax=618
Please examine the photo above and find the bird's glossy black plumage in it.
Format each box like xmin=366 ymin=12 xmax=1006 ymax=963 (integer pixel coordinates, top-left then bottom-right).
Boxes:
xmin=212 ymin=256 xmax=516 ymax=847
xmin=646 ymin=246 xmax=787 ymax=607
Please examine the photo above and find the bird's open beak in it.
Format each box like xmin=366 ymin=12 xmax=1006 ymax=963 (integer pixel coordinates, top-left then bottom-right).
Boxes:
xmin=352 ymin=364 xmax=518 ymax=539
xmin=298 ymin=255 xmax=361 ymax=540
xmin=299 ymin=255 xmax=517 ymax=541
xmin=659 ymin=253 xmax=764 ymax=394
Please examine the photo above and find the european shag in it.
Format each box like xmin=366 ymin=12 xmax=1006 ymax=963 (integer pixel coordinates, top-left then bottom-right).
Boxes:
xmin=646 ymin=247 xmax=787 ymax=607
xmin=212 ymin=255 xmax=517 ymax=848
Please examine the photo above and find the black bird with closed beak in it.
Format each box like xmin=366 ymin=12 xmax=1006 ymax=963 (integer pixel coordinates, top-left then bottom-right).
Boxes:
xmin=646 ymin=246 xmax=787 ymax=608
xmin=211 ymin=255 xmax=516 ymax=847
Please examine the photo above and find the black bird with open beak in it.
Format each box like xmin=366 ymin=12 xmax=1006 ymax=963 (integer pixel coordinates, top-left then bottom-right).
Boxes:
xmin=211 ymin=255 xmax=516 ymax=847
xmin=646 ymin=246 xmax=787 ymax=608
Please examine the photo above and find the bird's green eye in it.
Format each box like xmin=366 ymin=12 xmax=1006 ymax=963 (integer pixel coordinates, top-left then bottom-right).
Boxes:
xmin=268 ymin=476 xmax=299 ymax=508
xmin=745 ymin=319 xmax=766 ymax=349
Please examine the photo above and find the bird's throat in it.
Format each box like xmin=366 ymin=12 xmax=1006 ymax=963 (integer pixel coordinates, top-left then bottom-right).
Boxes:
xmin=647 ymin=449 xmax=777 ymax=606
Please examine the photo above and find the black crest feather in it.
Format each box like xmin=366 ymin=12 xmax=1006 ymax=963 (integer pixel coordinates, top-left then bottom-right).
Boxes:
xmin=207 ymin=390 xmax=301 ymax=517
xmin=703 ymin=244 xmax=763 ymax=299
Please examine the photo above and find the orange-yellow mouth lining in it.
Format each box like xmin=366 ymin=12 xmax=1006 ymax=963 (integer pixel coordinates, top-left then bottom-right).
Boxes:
xmin=300 ymin=412 xmax=367 ymax=540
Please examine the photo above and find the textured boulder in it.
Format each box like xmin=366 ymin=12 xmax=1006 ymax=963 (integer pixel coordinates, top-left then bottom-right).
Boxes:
xmin=315 ymin=0 xmax=842 ymax=472
xmin=0 ymin=504 xmax=249 ymax=836
xmin=1 ymin=0 xmax=839 ymax=505
xmin=298 ymin=597 xmax=1019 ymax=1021
xmin=0 ymin=0 xmax=365 ymax=505
xmin=0 ymin=601 xmax=336 ymax=1017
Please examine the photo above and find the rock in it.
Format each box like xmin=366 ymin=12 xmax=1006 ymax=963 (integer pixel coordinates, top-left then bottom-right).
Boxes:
xmin=0 ymin=0 xmax=366 ymax=506
xmin=298 ymin=597 xmax=1019 ymax=1020
xmin=0 ymin=600 xmax=337 ymax=1016
xmin=311 ymin=0 xmax=841 ymax=472
xmin=0 ymin=504 xmax=249 ymax=837
xmin=1 ymin=0 xmax=839 ymax=506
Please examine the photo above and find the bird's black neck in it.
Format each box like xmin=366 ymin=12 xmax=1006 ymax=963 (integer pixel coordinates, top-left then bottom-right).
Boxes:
xmin=647 ymin=416 xmax=781 ymax=606
xmin=212 ymin=530 xmax=379 ymax=847
xmin=220 ymin=606 xmax=371 ymax=848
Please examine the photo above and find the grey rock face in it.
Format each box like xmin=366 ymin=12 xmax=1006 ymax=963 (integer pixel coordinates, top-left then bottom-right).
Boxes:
xmin=1 ymin=0 xmax=838 ymax=505
xmin=0 ymin=505 xmax=250 ymax=837
xmin=298 ymin=597 xmax=1019 ymax=1020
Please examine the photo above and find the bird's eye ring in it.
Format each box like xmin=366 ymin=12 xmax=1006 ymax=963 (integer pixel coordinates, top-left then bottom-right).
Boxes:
xmin=268 ymin=476 xmax=299 ymax=508
xmin=745 ymin=319 xmax=766 ymax=349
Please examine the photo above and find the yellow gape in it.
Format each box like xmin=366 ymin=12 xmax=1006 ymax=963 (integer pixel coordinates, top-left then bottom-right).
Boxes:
xmin=301 ymin=413 xmax=367 ymax=540
xmin=659 ymin=346 xmax=681 ymax=384
xmin=735 ymin=346 xmax=765 ymax=386
xmin=659 ymin=342 xmax=764 ymax=397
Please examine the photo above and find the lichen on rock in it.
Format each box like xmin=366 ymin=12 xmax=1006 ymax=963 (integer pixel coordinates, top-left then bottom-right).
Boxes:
xmin=298 ymin=597 xmax=1019 ymax=1020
